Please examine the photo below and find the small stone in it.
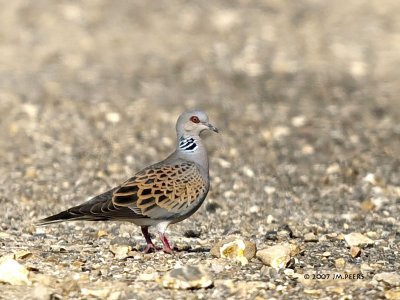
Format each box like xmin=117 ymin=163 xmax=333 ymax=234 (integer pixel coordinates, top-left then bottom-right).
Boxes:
xmin=291 ymin=115 xmax=307 ymax=127
xmin=277 ymin=224 xmax=293 ymax=239
xmin=304 ymin=232 xmax=318 ymax=242
xmin=14 ymin=250 xmax=32 ymax=260
xmin=216 ymin=158 xmax=231 ymax=168
xmin=24 ymin=167 xmax=37 ymax=179
xmin=322 ymin=251 xmax=331 ymax=257
xmin=0 ymin=256 xmax=31 ymax=285
xmin=366 ymin=231 xmax=378 ymax=239
xmin=301 ymin=145 xmax=314 ymax=155
xmin=272 ymin=126 xmax=290 ymax=140
xmin=32 ymin=284 xmax=53 ymax=300
xmin=249 ymin=205 xmax=260 ymax=214
xmin=214 ymin=279 xmax=236 ymax=291
xmin=109 ymin=244 xmax=131 ymax=260
xmin=210 ymin=237 xmax=256 ymax=265
xmin=210 ymin=263 xmax=225 ymax=274
xmin=371 ymin=196 xmax=388 ymax=210
xmin=350 ymin=246 xmax=361 ymax=258
xmin=284 ymin=269 xmax=295 ymax=276
xmin=360 ymin=199 xmax=375 ymax=212
xmin=363 ymin=173 xmax=377 ymax=184
xmin=0 ymin=232 xmax=11 ymax=239
xmin=160 ymin=265 xmax=213 ymax=289
xmin=105 ymin=112 xmax=120 ymax=123
xmin=256 ymin=243 xmax=292 ymax=269
xmin=138 ymin=271 xmax=158 ymax=281
xmin=242 ymin=166 xmax=254 ymax=178
xmin=107 ymin=163 xmax=121 ymax=174
xmin=360 ymin=263 xmax=374 ymax=272
xmin=97 ymin=230 xmax=108 ymax=238
xmin=337 ymin=233 xmax=345 ymax=240
xmin=22 ymin=103 xmax=38 ymax=118
xmin=304 ymin=289 xmax=321 ymax=296
xmin=266 ymin=214 xmax=275 ymax=224
xmin=385 ymin=288 xmax=400 ymax=300
xmin=326 ymin=232 xmax=338 ymax=239
xmin=373 ymin=272 xmax=400 ymax=287
xmin=344 ymin=232 xmax=374 ymax=247
xmin=264 ymin=186 xmax=276 ymax=195
xmin=335 ymin=258 xmax=346 ymax=270
xmin=72 ymin=260 xmax=85 ymax=268
xmin=326 ymin=163 xmax=340 ymax=174
xmin=81 ymin=287 xmax=111 ymax=299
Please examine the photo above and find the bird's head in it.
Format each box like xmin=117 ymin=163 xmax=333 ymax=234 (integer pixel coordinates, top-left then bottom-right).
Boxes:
xmin=176 ymin=110 xmax=218 ymax=137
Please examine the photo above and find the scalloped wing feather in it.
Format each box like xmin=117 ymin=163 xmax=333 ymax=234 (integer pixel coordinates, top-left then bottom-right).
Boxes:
xmin=112 ymin=161 xmax=206 ymax=216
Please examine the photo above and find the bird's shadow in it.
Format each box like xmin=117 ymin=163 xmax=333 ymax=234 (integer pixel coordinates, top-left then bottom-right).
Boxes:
xmin=174 ymin=246 xmax=210 ymax=253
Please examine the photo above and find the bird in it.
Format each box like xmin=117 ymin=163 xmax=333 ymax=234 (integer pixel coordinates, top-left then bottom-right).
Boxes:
xmin=36 ymin=110 xmax=218 ymax=254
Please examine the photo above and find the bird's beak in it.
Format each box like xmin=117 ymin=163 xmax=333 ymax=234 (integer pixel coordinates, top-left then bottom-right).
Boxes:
xmin=205 ymin=122 xmax=219 ymax=133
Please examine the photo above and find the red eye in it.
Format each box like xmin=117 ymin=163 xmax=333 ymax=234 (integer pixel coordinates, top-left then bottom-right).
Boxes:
xmin=190 ymin=116 xmax=200 ymax=123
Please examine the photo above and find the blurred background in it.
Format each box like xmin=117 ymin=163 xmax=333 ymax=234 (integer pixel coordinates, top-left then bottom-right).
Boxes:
xmin=1 ymin=0 xmax=400 ymax=251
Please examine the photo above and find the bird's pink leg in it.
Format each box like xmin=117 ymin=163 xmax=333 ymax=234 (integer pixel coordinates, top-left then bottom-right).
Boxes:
xmin=141 ymin=226 xmax=156 ymax=253
xmin=159 ymin=232 xmax=173 ymax=254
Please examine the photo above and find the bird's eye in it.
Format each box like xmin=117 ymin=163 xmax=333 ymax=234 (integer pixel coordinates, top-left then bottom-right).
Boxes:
xmin=190 ymin=116 xmax=200 ymax=123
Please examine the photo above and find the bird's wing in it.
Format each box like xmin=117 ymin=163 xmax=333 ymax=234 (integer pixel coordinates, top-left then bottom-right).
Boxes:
xmin=112 ymin=160 xmax=207 ymax=218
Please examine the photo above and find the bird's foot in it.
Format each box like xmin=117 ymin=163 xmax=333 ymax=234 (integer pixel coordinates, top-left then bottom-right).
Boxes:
xmin=159 ymin=233 xmax=174 ymax=254
xmin=143 ymin=243 xmax=157 ymax=253
xmin=161 ymin=245 xmax=174 ymax=254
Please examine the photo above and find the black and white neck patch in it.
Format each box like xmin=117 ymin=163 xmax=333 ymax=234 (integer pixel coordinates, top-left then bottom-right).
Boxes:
xmin=179 ymin=137 xmax=198 ymax=152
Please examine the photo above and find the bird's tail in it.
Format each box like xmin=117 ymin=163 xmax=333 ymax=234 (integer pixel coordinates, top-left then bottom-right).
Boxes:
xmin=35 ymin=210 xmax=86 ymax=226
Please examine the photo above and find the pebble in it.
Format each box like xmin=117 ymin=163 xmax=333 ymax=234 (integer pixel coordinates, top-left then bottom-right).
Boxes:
xmin=272 ymin=126 xmax=290 ymax=140
xmin=283 ymin=268 xmax=295 ymax=276
xmin=363 ymin=173 xmax=378 ymax=185
xmin=242 ymin=166 xmax=255 ymax=178
xmin=326 ymin=163 xmax=340 ymax=174
xmin=249 ymin=205 xmax=260 ymax=214
xmin=360 ymin=199 xmax=375 ymax=211
xmin=350 ymin=246 xmax=361 ymax=258
xmin=0 ymin=256 xmax=31 ymax=285
xmin=344 ymin=232 xmax=374 ymax=247
xmin=105 ymin=112 xmax=121 ymax=123
xmin=138 ymin=271 xmax=159 ymax=281
xmin=304 ymin=289 xmax=321 ymax=296
xmin=264 ymin=186 xmax=276 ymax=195
xmin=304 ymin=232 xmax=318 ymax=242
xmin=256 ymin=243 xmax=293 ymax=269
xmin=291 ymin=115 xmax=307 ymax=127
xmin=266 ymin=214 xmax=275 ymax=224
xmin=301 ymin=144 xmax=314 ymax=155
xmin=385 ymin=288 xmax=400 ymax=300
xmin=109 ymin=244 xmax=132 ymax=260
xmin=32 ymin=284 xmax=53 ymax=299
xmin=210 ymin=237 xmax=256 ymax=266
xmin=373 ymin=272 xmax=400 ymax=287
xmin=97 ymin=230 xmax=108 ymax=238
xmin=160 ymin=265 xmax=213 ymax=289
xmin=81 ymin=287 xmax=112 ymax=299
xmin=14 ymin=250 xmax=32 ymax=260
xmin=335 ymin=258 xmax=346 ymax=270
xmin=216 ymin=158 xmax=231 ymax=168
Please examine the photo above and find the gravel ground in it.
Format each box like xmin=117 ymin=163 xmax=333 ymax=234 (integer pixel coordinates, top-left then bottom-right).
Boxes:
xmin=1 ymin=1 xmax=400 ymax=299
